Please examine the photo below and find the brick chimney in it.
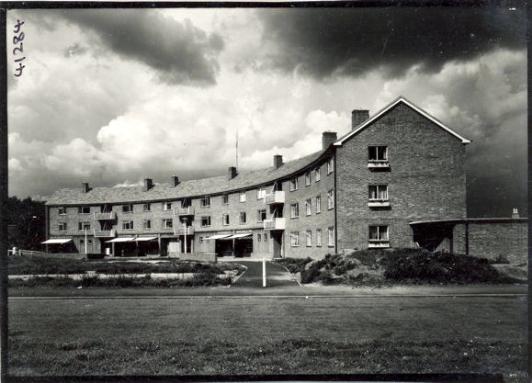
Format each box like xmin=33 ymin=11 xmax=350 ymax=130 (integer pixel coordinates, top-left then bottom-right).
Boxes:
xmin=273 ymin=154 xmax=283 ymax=169
xmin=171 ymin=176 xmax=180 ymax=187
xmin=512 ymin=208 xmax=520 ymax=219
xmin=143 ymin=178 xmax=153 ymax=191
xmin=228 ymin=166 xmax=237 ymax=180
xmin=81 ymin=182 xmax=90 ymax=193
xmin=352 ymin=109 xmax=370 ymax=129
xmin=322 ymin=132 xmax=337 ymax=150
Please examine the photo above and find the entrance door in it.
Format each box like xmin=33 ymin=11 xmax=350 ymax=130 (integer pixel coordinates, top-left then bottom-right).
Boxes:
xmin=272 ymin=232 xmax=282 ymax=258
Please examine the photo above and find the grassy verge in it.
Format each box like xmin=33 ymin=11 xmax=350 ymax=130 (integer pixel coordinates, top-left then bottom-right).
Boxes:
xmin=275 ymin=257 xmax=313 ymax=273
xmin=9 ymin=336 xmax=527 ymax=377
xmin=281 ymin=249 xmax=523 ymax=285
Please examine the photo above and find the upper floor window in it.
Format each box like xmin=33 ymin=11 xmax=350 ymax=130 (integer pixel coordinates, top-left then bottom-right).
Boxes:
xmin=305 ymin=171 xmax=311 ymax=186
xmin=122 ymin=220 xmax=134 ymax=230
xmin=240 ymin=192 xmax=247 ymax=203
xmin=305 ymin=199 xmax=312 ymax=216
xmin=369 ymin=225 xmax=389 ymax=241
xmin=315 ymin=167 xmax=321 ymax=182
xmin=290 ymin=232 xmax=300 ymax=247
xmin=305 ymin=230 xmax=312 ymax=247
xmin=181 ymin=198 xmax=191 ymax=208
xmin=78 ymin=206 xmax=91 ymax=214
xmin=239 ymin=212 xmax=247 ymax=224
xmin=222 ymin=194 xmax=229 ymax=205
xmin=78 ymin=222 xmax=91 ymax=231
xmin=257 ymin=188 xmax=266 ymax=200
xmin=290 ymin=203 xmax=299 ymax=219
xmin=316 ymin=195 xmax=322 ymax=214
xmin=289 ymin=177 xmax=299 ymax=191
xmin=201 ymin=216 xmax=211 ymax=227
xmin=316 ymin=229 xmax=322 ymax=247
xmin=143 ymin=203 xmax=151 ymax=212
xmin=162 ymin=219 xmax=173 ymax=229
xmin=58 ymin=222 xmax=67 ymax=231
xmin=327 ymin=190 xmax=334 ymax=210
xmin=222 ymin=214 xmax=230 ymax=226
xmin=369 ymin=185 xmax=389 ymax=201
xmin=257 ymin=209 xmax=267 ymax=222
xmin=143 ymin=219 xmax=151 ymax=230
xmin=327 ymin=226 xmax=335 ymax=247
xmin=368 ymin=145 xmax=388 ymax=162
xmin=163 ymin=202 xmax=172 ymax=211
xmin=201 ymin=196 xmax=211 ymax=207
xmin=122 ymin=204 xmax=133 ymax=213
xmin=327 ymin=157 xmax=334 ymax=175
xmin=58 ymin=207 xmax=67 ymax=215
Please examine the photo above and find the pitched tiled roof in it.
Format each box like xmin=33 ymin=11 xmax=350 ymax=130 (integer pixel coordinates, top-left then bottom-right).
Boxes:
xmin=46 ymin=150 xmax=327 ymax=205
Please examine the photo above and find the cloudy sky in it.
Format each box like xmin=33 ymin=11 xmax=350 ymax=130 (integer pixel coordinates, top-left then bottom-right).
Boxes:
xmin=7 ymin=6 xmax=527 ymax=217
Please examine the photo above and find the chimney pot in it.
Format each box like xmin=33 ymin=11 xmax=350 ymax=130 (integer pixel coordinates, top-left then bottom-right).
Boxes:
xmin=81 ymin=182 xmax=90 ymax=193
xmin=322 ymin=132 xmax=337 ymax=150
xmin=352 ymin=109 xmax=370 ymax=129
xmin=171 ymin=176 xmax=180 ymax=187
xmin=143 ymin=178 xmax=153 ymax=191
xmin=273 ymin=154 xmax=283 ymax=169
xmin=228 ymin=166 xmax=237 ymax=180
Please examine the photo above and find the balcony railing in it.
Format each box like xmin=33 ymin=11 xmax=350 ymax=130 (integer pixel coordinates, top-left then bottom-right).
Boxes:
xmin=93 ymin=229 xmax=116 ymax=237
xmin=264 ymin=191 xmax=285 ymax=205
xmin=174 ymin=226 xmax=195 ymax=236
xmin=174 ymin=206 xmax=195 ymax=216
xmin=94 ymin=211 xmax=116 ymax=220
xmin=263 ymin=218 xmax=286 ymax=231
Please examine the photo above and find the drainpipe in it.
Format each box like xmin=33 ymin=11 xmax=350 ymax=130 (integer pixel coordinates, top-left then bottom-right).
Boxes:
xmin=464 ymin=222 xmax=469 ymax=255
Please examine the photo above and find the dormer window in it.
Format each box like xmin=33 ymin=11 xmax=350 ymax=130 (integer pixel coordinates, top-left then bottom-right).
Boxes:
xmin=327 ymin=158 xmax=334 ymax=175
xmin=305 ymin=171 xmax=311 ymax=186
xmin=315 ymin=167 xmax=321 ymax=182
xmin=163 ymin=202 xmax=172 ymax=211
xmin=289 ymin=177 xmax=299 ymax=191
xmin=201 ymin=196 xmax=211 ymax=207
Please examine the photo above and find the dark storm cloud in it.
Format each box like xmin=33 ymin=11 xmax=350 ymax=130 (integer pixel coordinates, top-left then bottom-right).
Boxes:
xmin=56 ymin=9 xmax=224 ymax=85
xmin=258 ymin=7 xmax=526 ymax=79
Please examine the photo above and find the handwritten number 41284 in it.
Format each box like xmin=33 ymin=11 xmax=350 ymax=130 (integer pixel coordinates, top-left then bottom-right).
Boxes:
xmin=13 ymin=19 xmax=25 ymax=77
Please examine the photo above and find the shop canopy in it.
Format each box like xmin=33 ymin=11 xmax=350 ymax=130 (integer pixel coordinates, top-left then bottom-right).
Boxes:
xmin=222 ymin=233 xmax=253 ymax=240
xmin=106 ymin=237 xmax=136 ymax=243
xmin=135 ymin=236 xmax=157 ymax=242
xmin=205 ymin=234 xmax=232 ymax=240
xmin=41 ymin=238 xmax=72 ymax=245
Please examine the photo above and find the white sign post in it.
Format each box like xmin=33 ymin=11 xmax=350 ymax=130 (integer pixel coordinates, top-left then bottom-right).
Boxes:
xmin=262 ymin=258 xmax=267 ymax=287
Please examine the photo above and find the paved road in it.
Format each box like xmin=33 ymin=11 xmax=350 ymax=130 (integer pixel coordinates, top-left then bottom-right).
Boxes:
xmin=231 ymin=261 xmax=300 ymax=288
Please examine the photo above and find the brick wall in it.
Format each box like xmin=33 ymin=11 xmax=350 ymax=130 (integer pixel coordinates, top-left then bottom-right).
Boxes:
xmin=335 ymin=102 xmax=467 ymax=251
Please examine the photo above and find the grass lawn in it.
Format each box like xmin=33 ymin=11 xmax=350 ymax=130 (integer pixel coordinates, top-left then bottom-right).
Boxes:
xmin=9 ymin=294 xmax=528 ymax=378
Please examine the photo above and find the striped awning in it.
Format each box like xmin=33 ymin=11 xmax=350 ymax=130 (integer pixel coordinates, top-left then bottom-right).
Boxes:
xmin=205 ymin=234 xmax=232 ymax=240
xmin=222 ymin=233 xmax=252 ymax=240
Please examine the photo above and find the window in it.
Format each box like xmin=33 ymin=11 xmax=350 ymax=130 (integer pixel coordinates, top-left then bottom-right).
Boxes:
xmin=78 ymin=222 xmax=91 ymax=231
xmin=306 ymin=230 xmax=312 ymax=247
xmin=289 ymin=177 xmax=299 ymax=191
xmin=162 ymin=219 xmax=173 ymax=229
xmin=369 ymin=185 xmax=389 ymax=201
xmin=201 ymin=216 xmax=211 ymax=227
xmin=79 ymin=206 xmax=91 ymax=214
xmin=305 ymin=171 xmax=311 ymax=186
xmin=315 ymin=167 xmax=321 ymax=182
xmin=368 ymin=146 xmax=388 ymax=161
xmin=264 ymin=233 xmax=268 ymax=242
xmin=327 ymin=157 xmax=334 ymax=175
xmin=239 ymin=212 xmax=247 ymax=224
xmin=222 ymin=194 xmax=229 ymax=205
xmin=122 ymin=220 xmax=134 ymax=230
xmin=58 ymin=207 xmax=67 ymax=215
xmin=257 ymin=188 xmax=266 ymax=200
xmin=316 ymin=229 xmax=322 ymax=247
xmin=240 ymin=192 xmax=247 ymax=203
xmin=316 ymin=195 xmax=321 ymax=214
xmin=369 ymin=225 xmax=389 ymax=241
xmin=143 ymin=203 xmax=151 ymax=212
xmin=305 ymin=199 xmax=312 ymax=216
xmin=181 ymin=199 xmax=191 ymax=208
xmin=143 ymin=219 xmax=151 ymax=230
xmin=290 ymin=203 xmax=299 ymax=218
xmin=257 ymin=209 xmax=267 ymax=222
xmin=201 ymin=196 xmax=211 ymax=207
xmin=258 ymin=233 xmax=262 ymax=242
xmin=163 ymin=202 xmax=172 ymax=211
xmin=327 ymin=227 xmax=334 ymax=247
xmin=290 ymin=232 xmax=300 ymax=247
xmin=122 ymin=204 xmax=133 ymax=213
xmin=58 ymin=222 xmax=67 ymax=231
xmin=327 ymin=190 xmax=334 ymax=210
xmin=222 ymin=214 xmax=230 ymax=226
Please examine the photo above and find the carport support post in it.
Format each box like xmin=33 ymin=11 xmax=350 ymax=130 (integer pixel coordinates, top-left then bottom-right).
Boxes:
xmin=262 ymin=258 xmax=267 ymax=287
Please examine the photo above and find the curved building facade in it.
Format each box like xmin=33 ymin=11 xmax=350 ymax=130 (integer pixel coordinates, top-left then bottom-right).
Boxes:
xmin=44 ymin=97 xmax=470 ymax=259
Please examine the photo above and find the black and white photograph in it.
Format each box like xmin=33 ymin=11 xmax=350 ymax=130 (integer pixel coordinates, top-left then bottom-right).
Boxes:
xmin=2 ymin=2 xmax=528 ymax=381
